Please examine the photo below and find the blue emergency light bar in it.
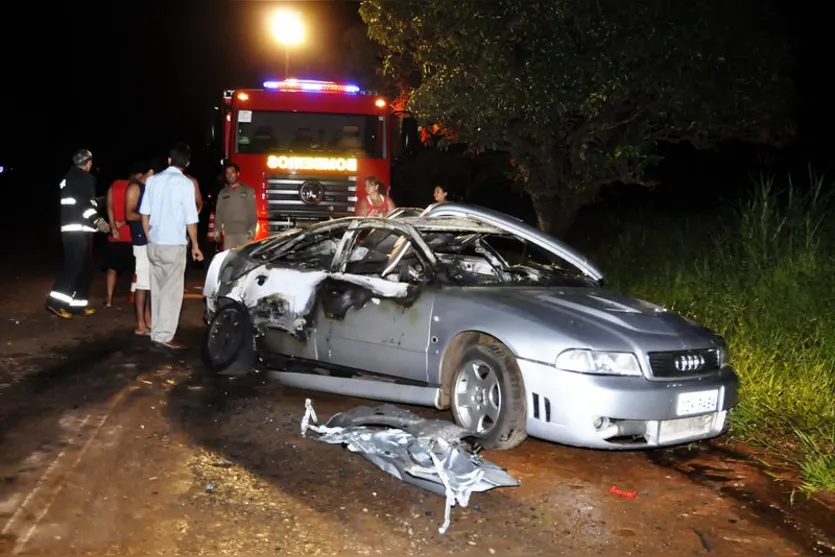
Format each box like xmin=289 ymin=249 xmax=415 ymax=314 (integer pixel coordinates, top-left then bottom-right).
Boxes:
xmin=262 ymin=79 xmax=360 ymax=94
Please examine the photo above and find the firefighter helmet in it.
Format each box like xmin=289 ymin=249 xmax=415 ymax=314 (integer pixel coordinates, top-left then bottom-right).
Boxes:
xmin=72 ymin=149 xmax=93 ymax=166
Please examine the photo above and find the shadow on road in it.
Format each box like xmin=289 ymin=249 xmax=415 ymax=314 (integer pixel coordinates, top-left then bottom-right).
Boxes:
xmin=0 ymin=332 xmax=187 ymax=478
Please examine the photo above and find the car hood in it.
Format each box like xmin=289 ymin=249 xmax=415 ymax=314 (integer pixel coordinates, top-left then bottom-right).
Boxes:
xmin=463 ymin=287 xmax=721 ymax=350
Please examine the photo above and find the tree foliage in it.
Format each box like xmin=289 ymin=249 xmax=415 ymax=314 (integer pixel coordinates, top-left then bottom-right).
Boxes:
xmin=359 ymin=0 xmax=794 ymax=233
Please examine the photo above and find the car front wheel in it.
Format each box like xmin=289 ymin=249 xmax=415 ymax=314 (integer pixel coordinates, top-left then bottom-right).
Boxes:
xmin=201 ymin=300 xmax=256 ymax=377
xmin=450 ymin=343 xmax=527 ymax=450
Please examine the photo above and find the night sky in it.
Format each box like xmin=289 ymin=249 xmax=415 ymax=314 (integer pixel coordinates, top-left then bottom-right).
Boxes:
xmin=0 ymin=0 xmax=364 ymax=185
xmin=0 ymin=0 xmax=830 ymax=203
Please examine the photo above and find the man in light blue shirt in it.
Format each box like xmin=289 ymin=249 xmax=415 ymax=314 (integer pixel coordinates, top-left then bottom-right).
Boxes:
xmin=139 ymin=142 xmax=204 ymax=349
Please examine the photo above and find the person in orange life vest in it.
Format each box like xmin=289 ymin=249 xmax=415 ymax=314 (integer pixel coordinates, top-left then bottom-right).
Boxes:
xmin=355 ymin=176 xmax=395 ymax=217
xmin=103 ymin=175 xmax=135 ymax=307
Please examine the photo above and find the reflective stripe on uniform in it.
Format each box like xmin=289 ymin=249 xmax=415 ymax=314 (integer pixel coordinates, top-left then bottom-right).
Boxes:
xmin=49 ymin=291 xmax=73 ymax=303
xmin=82 ymin=208 xmax=97 ymax=219
xmin=61 ymin=223 xmax=96 ymax=232
xmin=59 ymin=179 xmax=67 ymax=189
xmin=60 ymin=197 xmax=76 ymax=205
xmin=69 ymin=299 xmax=88 ymax=307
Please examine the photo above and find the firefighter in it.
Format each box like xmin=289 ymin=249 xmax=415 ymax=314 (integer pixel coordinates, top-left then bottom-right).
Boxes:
xmin=45 ymin=149 xmax=111 ymax=319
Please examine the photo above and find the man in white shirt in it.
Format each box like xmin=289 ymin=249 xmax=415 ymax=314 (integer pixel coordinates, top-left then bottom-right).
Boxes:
xmin=139 ymin=143 xmax=204 ymax=349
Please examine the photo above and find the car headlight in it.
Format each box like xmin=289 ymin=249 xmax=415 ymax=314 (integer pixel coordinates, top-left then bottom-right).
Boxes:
xmin=716 ymin=344 xmax=730 ymax=367
xmin=555 ymin=349 xmax=642 ymax=376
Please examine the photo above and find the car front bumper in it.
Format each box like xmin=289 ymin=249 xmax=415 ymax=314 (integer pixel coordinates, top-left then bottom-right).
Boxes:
xmin=517 ymin=358 xmax=739 ymax=450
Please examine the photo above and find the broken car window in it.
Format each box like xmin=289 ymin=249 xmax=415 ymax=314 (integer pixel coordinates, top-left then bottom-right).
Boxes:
xmin=425 ymin=231 xmax=592 ymax=287
xmin=344 ymin=229 xmax=426 ymax=284
xmin=258 ymin=225 xmax=350 ymax=268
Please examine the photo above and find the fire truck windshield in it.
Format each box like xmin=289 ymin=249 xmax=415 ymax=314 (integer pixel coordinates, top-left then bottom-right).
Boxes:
xmin=236 ymin=110 xmax=385 ymax=158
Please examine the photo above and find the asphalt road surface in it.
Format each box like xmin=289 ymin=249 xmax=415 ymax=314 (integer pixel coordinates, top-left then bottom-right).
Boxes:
xmin=0 ymin=261 xmax=834 ymax=555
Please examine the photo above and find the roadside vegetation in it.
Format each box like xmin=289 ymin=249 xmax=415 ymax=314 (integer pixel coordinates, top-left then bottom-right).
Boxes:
xmin=596 ymin=172 xmax=835 ymax=493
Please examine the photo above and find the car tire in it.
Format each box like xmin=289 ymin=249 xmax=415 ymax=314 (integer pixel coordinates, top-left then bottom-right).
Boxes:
xmin=450 ymin=343 xmax=527 ymax=450
xmin=201 ymin=300 xmax=256 ymax=377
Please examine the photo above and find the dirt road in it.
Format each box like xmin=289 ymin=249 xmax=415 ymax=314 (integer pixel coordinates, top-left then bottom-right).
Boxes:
xmin=1 ymin=266 xmax=833 ymax=555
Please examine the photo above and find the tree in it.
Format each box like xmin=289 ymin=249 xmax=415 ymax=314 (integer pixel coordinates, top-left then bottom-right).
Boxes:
xmin=359 ymin=0 xmax=794 ymax=235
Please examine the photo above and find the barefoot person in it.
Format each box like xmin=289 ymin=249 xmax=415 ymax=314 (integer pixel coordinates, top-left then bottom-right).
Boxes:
xmin=124 ymin=161 xmax=156 ymax=334
xmin=103 ymin=175 xmax=133 ymax=307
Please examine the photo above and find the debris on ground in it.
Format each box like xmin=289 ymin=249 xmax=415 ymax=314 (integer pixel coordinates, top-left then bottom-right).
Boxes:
xmin=299 ymin=398 xmax=520 ymax=534
xmin=609 ymin=485 xmax=638 ymax=499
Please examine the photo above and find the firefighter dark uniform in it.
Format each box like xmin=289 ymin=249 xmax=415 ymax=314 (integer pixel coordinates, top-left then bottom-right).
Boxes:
xmin=45 ymin=150 xmax=110 ymax=319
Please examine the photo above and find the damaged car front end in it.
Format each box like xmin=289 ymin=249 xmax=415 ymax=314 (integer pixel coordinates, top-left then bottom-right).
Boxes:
xmin=202 ymin=203 xmax=739 ymax=451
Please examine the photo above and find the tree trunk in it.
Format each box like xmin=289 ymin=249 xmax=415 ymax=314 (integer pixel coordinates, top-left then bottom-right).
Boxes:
xmin=529 ymin=190 xmax=591 ymax=240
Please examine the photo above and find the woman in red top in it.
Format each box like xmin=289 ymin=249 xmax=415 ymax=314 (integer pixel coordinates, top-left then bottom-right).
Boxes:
xmin=104 ymin=178 xmax=134 ymax=307
xmin=355 ymin=176 xmax=396 ymax=217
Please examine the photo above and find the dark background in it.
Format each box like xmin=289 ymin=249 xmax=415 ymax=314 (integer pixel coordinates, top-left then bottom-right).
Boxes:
xmin=0 ymin=0 xmax=829 ymax=250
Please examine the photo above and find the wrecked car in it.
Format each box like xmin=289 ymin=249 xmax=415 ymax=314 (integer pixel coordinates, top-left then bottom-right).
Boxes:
xmin=202 ymin=202 xmax=739 ymax=451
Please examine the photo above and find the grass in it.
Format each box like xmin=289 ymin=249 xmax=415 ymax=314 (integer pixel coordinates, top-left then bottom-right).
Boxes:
xmin=595 ymin=169 xmax=835 ymax=494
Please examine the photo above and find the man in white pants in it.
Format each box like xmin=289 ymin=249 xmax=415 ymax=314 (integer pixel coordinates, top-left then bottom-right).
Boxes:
xmin=139 ymin=143 xmax=204 ymax=349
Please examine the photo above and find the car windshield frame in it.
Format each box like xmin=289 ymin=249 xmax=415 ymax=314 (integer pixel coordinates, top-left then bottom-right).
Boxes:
xmin=416 ymin=228 xmax=597 ymax=288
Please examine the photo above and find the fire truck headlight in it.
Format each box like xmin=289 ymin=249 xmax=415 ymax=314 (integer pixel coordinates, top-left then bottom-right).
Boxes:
xmin=375 ymin=98 xmax=386 ymax=108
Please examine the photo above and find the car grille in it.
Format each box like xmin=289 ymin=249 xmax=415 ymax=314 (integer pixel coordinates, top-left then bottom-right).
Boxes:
xmin=647 ymin=349 xmax=721 ymax=379
xmin=265 ymin=173 xmax=357 ymax=227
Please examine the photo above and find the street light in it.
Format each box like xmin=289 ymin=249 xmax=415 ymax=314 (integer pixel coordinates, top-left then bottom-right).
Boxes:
xmin=270 ymin=9 xmax=305 ymax=78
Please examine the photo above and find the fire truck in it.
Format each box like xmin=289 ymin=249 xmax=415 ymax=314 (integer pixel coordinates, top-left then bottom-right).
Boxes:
xmin=208 ymin=78 xmax=409 ymax=242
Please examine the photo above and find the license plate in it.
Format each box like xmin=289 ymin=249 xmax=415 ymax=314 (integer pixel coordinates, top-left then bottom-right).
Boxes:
xmin=676 ymin=389 xmax=719 ymax=416
xmin=659 ymin=414 xmax=716 ymax=444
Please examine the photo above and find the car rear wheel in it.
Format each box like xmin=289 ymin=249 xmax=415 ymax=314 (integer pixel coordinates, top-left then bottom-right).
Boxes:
xmin=450 ymin=343 xmax=527 ymax=450
xmin=201 ymin=300 xmax=256 ymax=377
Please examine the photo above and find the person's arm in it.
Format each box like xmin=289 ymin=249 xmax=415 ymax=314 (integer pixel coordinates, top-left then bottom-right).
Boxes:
xmin=247 ymin=188 xmax=258 ymax=238
xmin=184 ymin=185 xmax=203 ymax=260
xmin=125 ymin=183 xmax=141 ymax=221
xmin=82 ymin=175 xmax=110 ymax=233
xmin=386 ymin=196 xmax=397 ymax=213
xmin=106 ymin=185 xmax=120 ymax=240
xmin=214 ymin=190 xmax=226 ymax=243
xmin=139 ymin=181 xmax=151 ymax=239
xmin=355 ymin=197 xmax=367 ymax=216
xmin=191 ymin=177 xmax=204 ymax=214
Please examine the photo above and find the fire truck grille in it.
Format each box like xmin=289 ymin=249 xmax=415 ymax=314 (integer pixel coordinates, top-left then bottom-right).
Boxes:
xmin=265 ymin=174 xmax=357 ymax=230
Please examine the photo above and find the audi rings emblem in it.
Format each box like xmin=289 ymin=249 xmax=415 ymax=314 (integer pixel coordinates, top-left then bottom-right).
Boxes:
xmin=299 ymin=181 xmax=324 ymax=205
xmin=674 ymin=353 xmax=705 ymax=372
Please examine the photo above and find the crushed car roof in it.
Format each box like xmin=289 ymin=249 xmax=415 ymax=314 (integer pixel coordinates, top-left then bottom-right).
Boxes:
xmin=394 ymin=216 xmax=505 ymax=234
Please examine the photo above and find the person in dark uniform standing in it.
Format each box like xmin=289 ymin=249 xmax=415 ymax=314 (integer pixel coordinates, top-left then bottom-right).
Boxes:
xmin=214 ymin=162 xmax=257 ymax=250
xmin=45 ymin=149 xmax=111 ymax=319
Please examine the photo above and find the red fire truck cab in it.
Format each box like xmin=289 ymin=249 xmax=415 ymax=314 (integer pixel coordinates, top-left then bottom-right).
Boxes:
xmin=214 ymin=79 xmax=397 ymax=241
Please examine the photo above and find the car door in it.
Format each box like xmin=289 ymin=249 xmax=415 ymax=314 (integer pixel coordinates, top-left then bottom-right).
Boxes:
xmin=318 ymin=222 xmax=436 ymax=383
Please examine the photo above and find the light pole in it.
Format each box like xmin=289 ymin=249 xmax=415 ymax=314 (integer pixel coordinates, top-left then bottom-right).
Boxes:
xmin=270 ymin=9 xmax=304 ymax=79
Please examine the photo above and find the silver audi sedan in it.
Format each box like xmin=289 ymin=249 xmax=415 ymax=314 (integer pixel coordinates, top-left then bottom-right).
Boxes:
xmin=201 ymin=202 xmax=738 ymax=451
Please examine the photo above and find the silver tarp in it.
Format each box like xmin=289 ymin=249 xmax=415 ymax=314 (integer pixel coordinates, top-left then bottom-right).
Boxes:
xmin=300 ymin=399 xmax=521 ymax=534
